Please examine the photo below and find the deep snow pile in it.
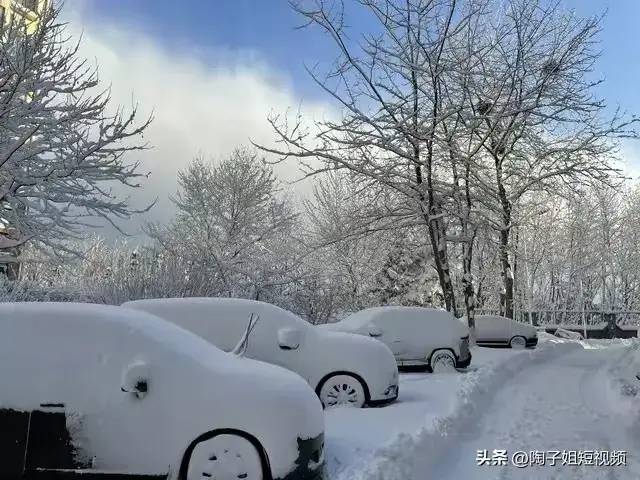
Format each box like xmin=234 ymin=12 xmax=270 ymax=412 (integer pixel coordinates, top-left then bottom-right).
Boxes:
xmin=326 ymin=337 xmax=640 ymax=480
xmin=325 ymin=344 xmax=570 ymax=479
xmin=605 ymin=340 xmax=640 ymax=437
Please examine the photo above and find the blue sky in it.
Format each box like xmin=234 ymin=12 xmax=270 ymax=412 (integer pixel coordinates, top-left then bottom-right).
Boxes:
xmin=78 ymin=0 xmax=334 ymax=100
xmin=78 ymin=0 xmax=640 ymax=114
xmin=67 ymin=0 xmax=640 ymax=238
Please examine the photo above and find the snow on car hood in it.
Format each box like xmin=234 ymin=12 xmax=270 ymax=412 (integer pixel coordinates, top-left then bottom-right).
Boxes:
xmin=319 ymin=321 xmax=360 ymax=333
xmin=319 ymin=329 xmax=398 ymax=383
xmin=330 ymin=307 xmax=470 ymax=338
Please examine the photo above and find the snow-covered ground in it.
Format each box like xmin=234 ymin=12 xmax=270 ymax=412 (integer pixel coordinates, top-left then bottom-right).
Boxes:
xmin=325 ymin=335 xmax=640 ymax=479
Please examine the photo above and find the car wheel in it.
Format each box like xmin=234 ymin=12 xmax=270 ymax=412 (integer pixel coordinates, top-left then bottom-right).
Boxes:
xmin=318 ymin=374 xmax=366 ymax=408
xmin=510 ymin=336 xmax=527 ymax=349
xmin=187 ymin=434 xmax=265 ymax=480
xmin=430 ymin=350 xmax=457 ymax=373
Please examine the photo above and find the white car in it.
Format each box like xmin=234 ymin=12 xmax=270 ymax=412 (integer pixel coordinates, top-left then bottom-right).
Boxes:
xmin=122 ymin=298 xmax=399 ymax=409
xmin=0 ymin=302 xmax=325 ymax=480
xmin=320 ymin=306 xmax=472 ymax=372
xmin=472 ymin=314 xmax=539 ymax=348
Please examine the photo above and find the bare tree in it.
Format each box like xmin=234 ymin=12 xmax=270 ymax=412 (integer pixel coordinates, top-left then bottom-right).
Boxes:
xmin=463 ymin=0 xmax=637 ymax=317
xmin=258 ymin=0 xmax=490 ymax=316
xmin=0 ymin=6 xmax=152 ymax=257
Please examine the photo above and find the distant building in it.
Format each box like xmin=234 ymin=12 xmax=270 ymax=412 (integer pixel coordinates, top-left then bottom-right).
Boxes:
xmin=0 ymin=0 xmax=46 ymax=31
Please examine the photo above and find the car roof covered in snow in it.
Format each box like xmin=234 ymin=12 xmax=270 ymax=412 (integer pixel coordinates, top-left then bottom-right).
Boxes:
xmin=122 ymin=297 xmax=310 ymax=351
xmin=0 ymin=301 xmax=236 ymax=366
xmin=341 ymin=306 xmax=454 ymax=329
xmin=123 ymin=297 xmax=305 ymax=326
xmin=1 ymin=301 xmax=320 ymax=391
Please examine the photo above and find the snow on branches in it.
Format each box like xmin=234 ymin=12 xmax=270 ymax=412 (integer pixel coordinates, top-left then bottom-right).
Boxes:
xmin=0 ymin=5 xmax=152 ymax=254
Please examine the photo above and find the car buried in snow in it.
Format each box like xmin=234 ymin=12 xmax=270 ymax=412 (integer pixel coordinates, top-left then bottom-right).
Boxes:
xmin=470 ymin=314 xmax=539 ymax=348
xmin=0 ymin=302 xmax=325 ymax=480
xmin=320 ymin=306 xmax=472 ymax=372
xmin=122 ymin=298 xmax=399 ymax=409
xmin=553 ymin=327 xmax=584 ymax=340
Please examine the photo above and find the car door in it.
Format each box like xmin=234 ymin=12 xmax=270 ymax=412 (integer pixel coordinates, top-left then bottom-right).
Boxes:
xmin=0 ymin=408 xmax=30 ymax=478
xmin=477 ymin=316 xmax=511 ymax=345
xmin=2 ymin=306 xmax=177 ymax=477
xmin=24 ymin=404 xmax=92 ymax=472
xmin=0 ymin=406 xmax=90 ymax=476
xmin=362 ymin=318 xmax=403 ymax=356
xmin=81 ymin=318 xmax=181 ymax=474
xmin=1 ymin=311 xmax=94 ymax=475
xmin=247 ymin=313 xmax=308 ymax=377
xmin=474 ymin=316 xmax=492 ymax=343
xmin=500 ymin=317 xmax=516 ymax=342
xmin=377 ymin=316 xmax=409 ymax=359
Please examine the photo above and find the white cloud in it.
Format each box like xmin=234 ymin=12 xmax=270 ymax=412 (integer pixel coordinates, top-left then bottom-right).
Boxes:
xmin=618 ymin=139 xmax=640 ymax=182
xmin=63 ymin=5 xmax=333 ymax=240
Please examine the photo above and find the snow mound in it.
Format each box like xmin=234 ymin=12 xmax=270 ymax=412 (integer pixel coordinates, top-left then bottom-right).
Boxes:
xmin=343 ymin=341 xmax=582 ymax=480
xmin=605 ymin=340 xmax=640 ymax=426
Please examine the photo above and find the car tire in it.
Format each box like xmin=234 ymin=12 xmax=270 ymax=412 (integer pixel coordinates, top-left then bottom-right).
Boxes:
xmin=509 ymin=336 xmax=527 ymax=349
xmin=186 ymin=433 xmax=265 ymax=480
xmin=318 ymin=373 xmax=367 ymax=409
xmin=430 ymin=349 xmax=457 ymax=373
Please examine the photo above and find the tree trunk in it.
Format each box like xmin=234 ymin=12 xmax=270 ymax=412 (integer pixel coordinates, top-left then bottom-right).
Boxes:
xmin=408 ymin=30 xmax=458 ymax=316
xmin=499 ymin=227 xmax=515 ymax=319
xmin=462 ymin=193 xmax=476 ymax=333
xmin=495 ymin=157 xmax=514 ymax=319
xmin=423 ymin=144 xmax=457 ymax=315
xmin=462 ymin=242 xmax=476 ymax=330
xmin=428 ymin=208 xmax=457 ymax=315
xmin=513 ymin=226 xmax=519 ymax=320
xmin=415 ymin=149 xmax=457 ymax=315
xmin=6 ymin=260 xmax=20 ymax=281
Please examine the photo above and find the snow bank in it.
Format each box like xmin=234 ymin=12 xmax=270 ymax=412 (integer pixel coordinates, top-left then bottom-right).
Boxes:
xmin=335 ymin=341 xmax=582 ymax=480
xmin=604 ymin=340 xmax=640 ymax=431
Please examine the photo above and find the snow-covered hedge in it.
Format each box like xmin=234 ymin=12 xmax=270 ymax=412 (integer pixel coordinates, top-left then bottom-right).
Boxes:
xmin=0 ymin=278 xmax=96 ymax=303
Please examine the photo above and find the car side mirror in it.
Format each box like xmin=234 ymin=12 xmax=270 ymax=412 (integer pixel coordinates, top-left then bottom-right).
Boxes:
xmin=278 ymin=327 xmax=301 ymax=350
xmin=121 ymin=361 xmax=150 ymax=400
xmin=368 ymin=324 xmax=383 ymax=338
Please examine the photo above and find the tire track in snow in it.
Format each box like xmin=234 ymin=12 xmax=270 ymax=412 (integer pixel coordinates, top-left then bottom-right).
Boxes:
xmin=346 ymin=341 xmax=582 ymax=480
xmin=428 ymin=344 xmax=639 ymax=480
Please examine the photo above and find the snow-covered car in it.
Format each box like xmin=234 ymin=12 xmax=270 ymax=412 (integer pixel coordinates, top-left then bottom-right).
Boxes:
xmin=472 ymin=314 xmax=539 ymax=349
xmin=122 ymin=298 xmax=399 ymax=409
xmin=0 ymin=302 xmax=325 ymax=480
xmin=320 ymin=306 xmax=472 ymax=372
xmin=553 ymin=327 xmax=584 ymax=340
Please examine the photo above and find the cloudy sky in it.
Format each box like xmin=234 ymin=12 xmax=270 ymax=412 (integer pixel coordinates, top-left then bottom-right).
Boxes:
xmin=64 ymin=0 xmax=640 ymax=240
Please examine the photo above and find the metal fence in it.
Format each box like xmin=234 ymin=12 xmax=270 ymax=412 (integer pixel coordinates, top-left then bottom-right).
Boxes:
xmin=476 ymin=309 xmax=640 ymax=339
